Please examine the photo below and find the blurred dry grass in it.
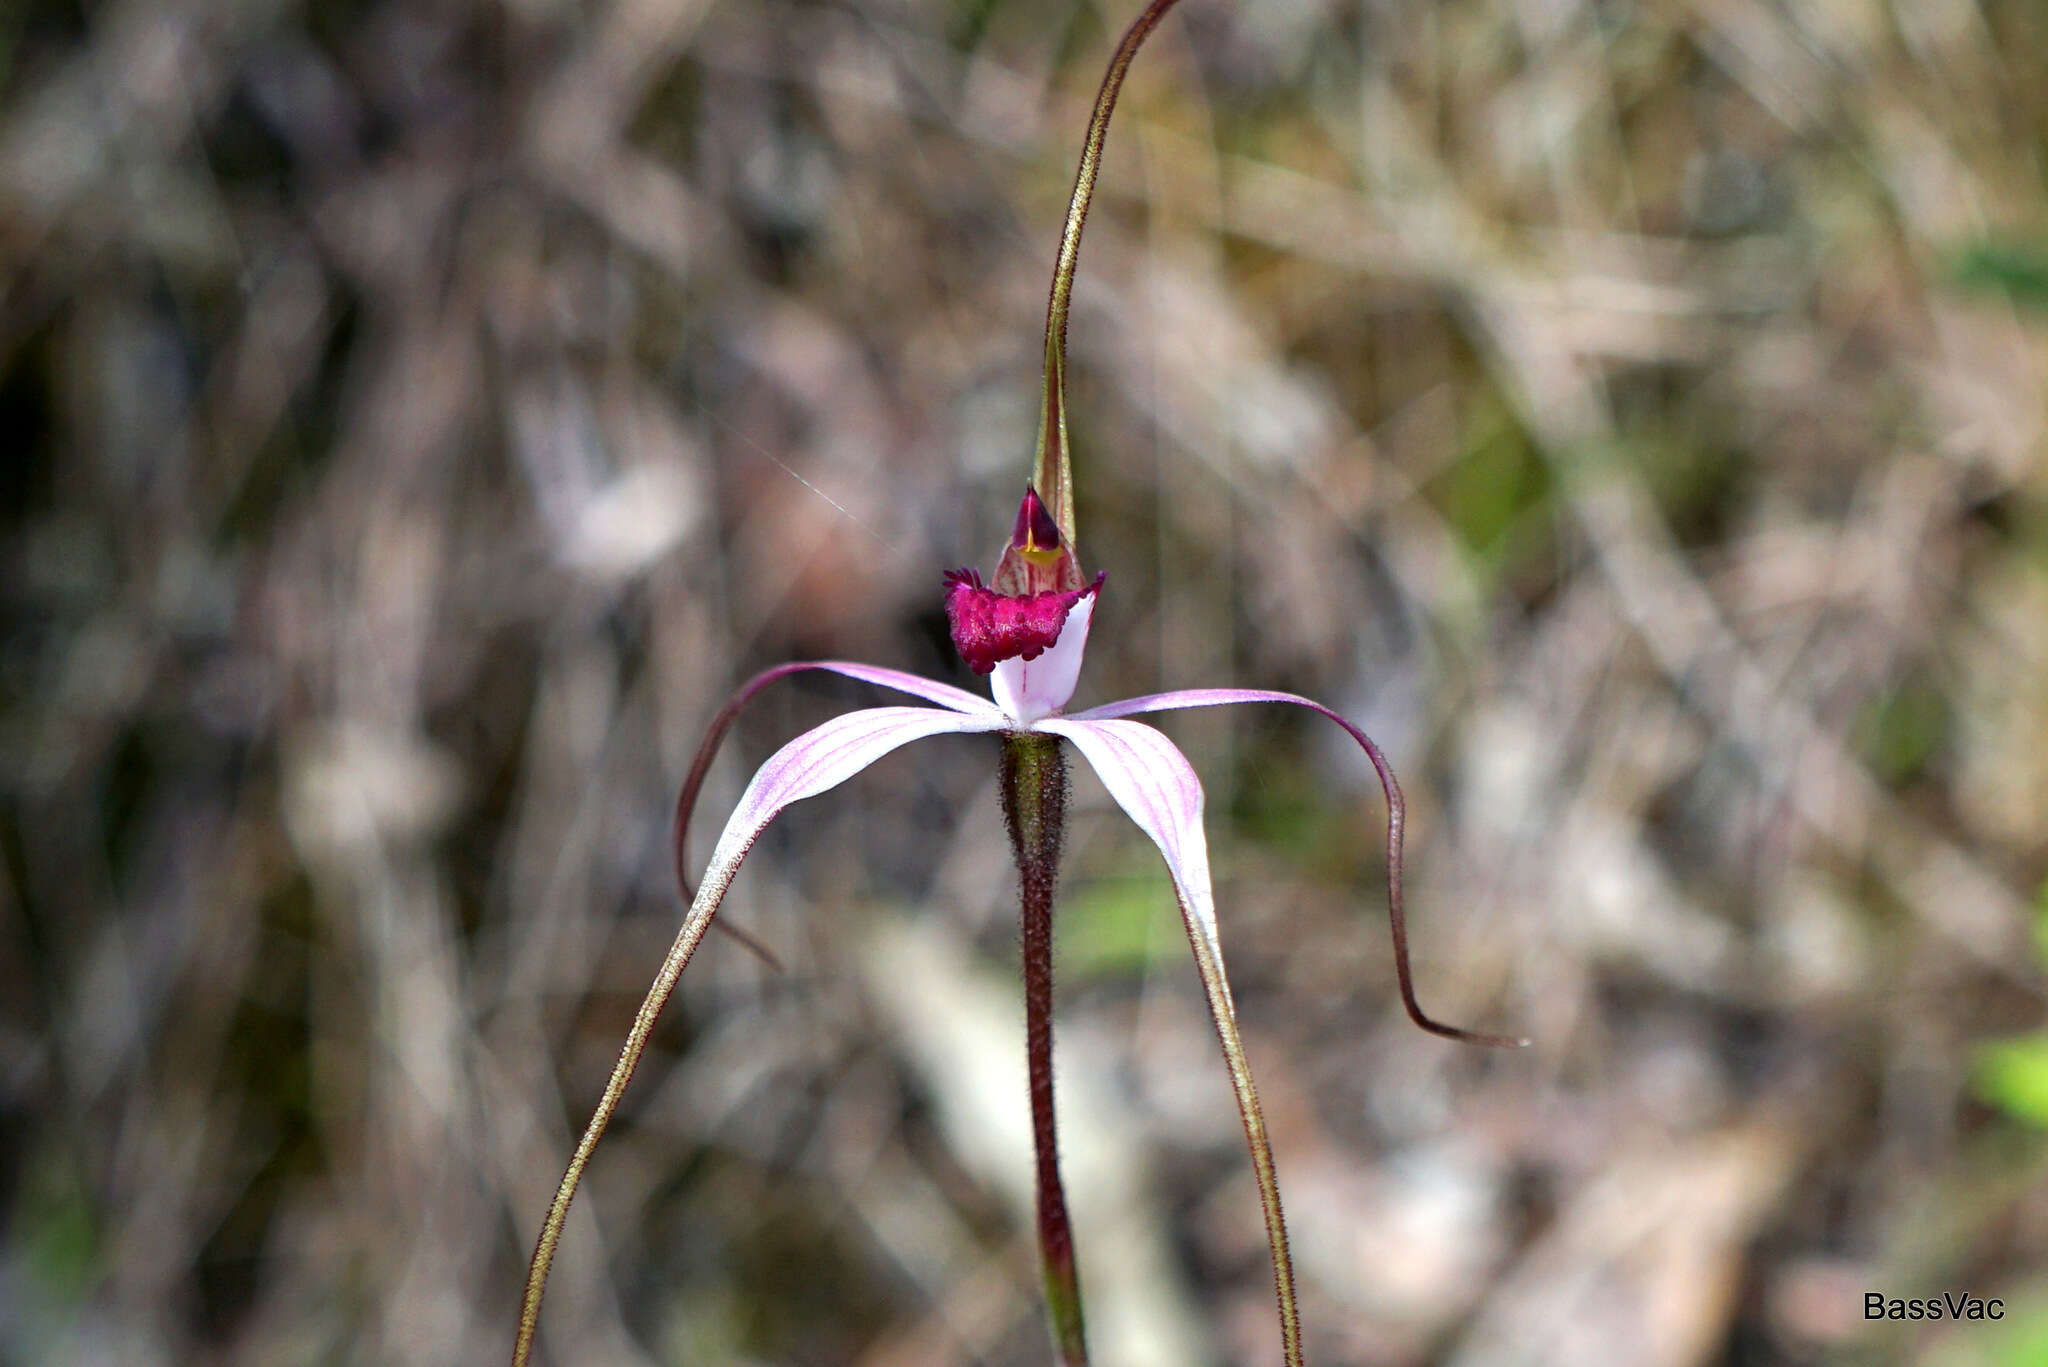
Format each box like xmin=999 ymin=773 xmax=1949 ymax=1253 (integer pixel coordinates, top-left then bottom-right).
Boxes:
xmin=4 ymin=0 xmax=2048 ymax=1362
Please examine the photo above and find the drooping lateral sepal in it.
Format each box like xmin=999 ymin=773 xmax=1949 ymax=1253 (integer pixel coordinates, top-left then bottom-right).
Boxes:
xmin=1070 ymin=688 xmax=1527 ymax=1049
xmin=1032 ymin=714 xmax=1302 ymax=1366
xmin=513 ymin=700 xmax=1005 ymax=1367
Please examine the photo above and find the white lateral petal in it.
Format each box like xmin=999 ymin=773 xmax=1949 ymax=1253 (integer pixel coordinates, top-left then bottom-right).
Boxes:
xmin=1068 ymin=687 xmax=1523 ymax=1049
xmin=1035 ymin=716 xmax=1218 ymax=957
xmin=514 ymin=701 xmax=1000 ymax=1367
xmin=707 ymin=706 xmax=1006 ymax=874
xmin=785 ymin=661 xmax=1006 ymax=717
xmin=1070 ymin=685 xmax=1312 ymax=722
xmin=1035 ymin=715 xmax=1304 ymax=1360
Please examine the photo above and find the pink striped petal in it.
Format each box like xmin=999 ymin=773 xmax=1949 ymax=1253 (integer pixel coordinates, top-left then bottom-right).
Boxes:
xmin=675 ymin=663 xmax=1002 ymax=909
xmin=751 ymin=660 xmax=1005 ymax=717
xmin=1067 ymin=687 xmax=1524 ymax=1048
xmin=1070 ymin=686 xmax=1327 ymax=722
xmin=512 ymin=701 xmax=1001 ymax=1364
xmin=704 ymin=705 xmax=1006 ymax=875
xmin=1036 ymin=714 xmax=1301 ymax=1351
xmin=1035 ymin=716 xmax=1221 ymax=953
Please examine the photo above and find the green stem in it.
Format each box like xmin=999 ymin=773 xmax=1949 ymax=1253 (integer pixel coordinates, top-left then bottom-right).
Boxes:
xmin=1034 ymin=0 xmax=1189 ymax=548
xmin=1000 ymin=732 xmax=1087 ymax=1366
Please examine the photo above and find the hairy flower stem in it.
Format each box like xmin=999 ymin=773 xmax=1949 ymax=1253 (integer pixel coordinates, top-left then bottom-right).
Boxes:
xmin=1000 ymin=732 xmax=1087 ymax=1367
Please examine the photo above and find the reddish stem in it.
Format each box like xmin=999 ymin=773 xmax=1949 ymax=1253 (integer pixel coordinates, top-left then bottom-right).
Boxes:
xmin=1001 ymin=732 xmax=1087 ymax=1365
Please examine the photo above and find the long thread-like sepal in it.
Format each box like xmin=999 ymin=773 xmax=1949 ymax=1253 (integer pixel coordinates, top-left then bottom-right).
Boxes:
xmin=1039 ymin=716 xmax=1306 ymax=1365
xmin=516 ymin=698 xmax=1003 ymax=1366
xmin=510 ymin=851 xmax=746 ymax=1367
xmin=1034 ymin=0 xmax=1189 ymax=548
xmin=1175 ymin=897 xmax=1303 ymax=1367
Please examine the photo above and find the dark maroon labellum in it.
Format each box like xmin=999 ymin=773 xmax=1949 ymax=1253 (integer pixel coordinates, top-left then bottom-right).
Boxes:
xmin=944 ymin=569 xmax=1104 ymax=674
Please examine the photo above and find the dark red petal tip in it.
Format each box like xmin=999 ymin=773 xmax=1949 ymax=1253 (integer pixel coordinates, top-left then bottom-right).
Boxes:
xmin=944 ymin=571 xmax=1104 ymax=674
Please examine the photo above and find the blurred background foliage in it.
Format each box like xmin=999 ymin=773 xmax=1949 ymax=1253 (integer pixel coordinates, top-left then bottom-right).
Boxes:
xmin=3 ymin=0 xmax=2047 ymax=1362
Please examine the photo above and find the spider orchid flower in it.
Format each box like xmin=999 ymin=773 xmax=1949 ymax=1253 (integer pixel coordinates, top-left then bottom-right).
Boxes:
xmin=512 ymin=2 xmax=1520 ymax=1363
xmin=511 ymin=495 xmax=1521 ymax=1367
